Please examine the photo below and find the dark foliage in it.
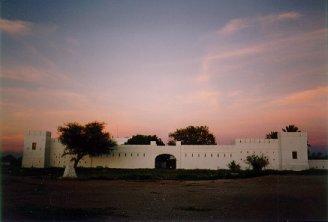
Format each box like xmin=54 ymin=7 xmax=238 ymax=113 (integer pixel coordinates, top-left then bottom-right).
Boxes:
xmin=58 ymin=121 xmax=116 ymax=168
xmin=246 ymin=154 xmax=269 ymax=171
xmin=309 ymin=152 xmax=328 ymax=160
xmin=282 ymin=125 xmax=300 ymax=132
xmin=169 ymin=126 xmax=216 ymax=145
xmin=266 ymin=131 xmax=278 ymax=139
xmin=227 ymin=160 xmax=241 ymax=172
xmin=125 ymin=134 xmax=165 ymax=146
xmin=5 ymin=168 xmax=327 ymax=181
xmin=2 ymin=155 xmax=21 ymax=167
xmin=167 ymin=140 xmax=176 ymax=146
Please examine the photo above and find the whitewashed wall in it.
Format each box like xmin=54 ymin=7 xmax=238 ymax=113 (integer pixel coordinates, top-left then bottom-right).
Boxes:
xmin=309 ymin=160 xmax=328 ymax=169
xmin=22 ymin=131 xmax=51 ymax=168
xmin=279 ymin=132 xmax=309 ymax=171
xmin=22 ymin=131 xmax=309 ymax=171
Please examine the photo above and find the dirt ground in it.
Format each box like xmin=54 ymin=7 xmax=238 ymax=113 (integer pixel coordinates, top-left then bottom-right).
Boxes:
xmin=2 ymin=174 xmax=327 ymax=221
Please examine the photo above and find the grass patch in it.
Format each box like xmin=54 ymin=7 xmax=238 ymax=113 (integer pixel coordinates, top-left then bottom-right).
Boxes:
xmin=3 ymin=167 xmax=328 ymax=181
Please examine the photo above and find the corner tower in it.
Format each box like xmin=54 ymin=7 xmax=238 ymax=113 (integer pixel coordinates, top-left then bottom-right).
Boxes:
xmin=278 ymin=132 xmax=309 ymax=171
xmin=22 ymin=130 xmax=51 ymax=168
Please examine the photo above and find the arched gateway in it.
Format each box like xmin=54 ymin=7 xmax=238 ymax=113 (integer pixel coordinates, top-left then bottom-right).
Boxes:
xmin=155 ymin=154 xmax=177 ymax=169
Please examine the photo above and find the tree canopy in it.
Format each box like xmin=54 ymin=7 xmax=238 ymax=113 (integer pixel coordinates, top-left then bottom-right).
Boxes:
xmin=168 ymin=126 xmax=217 ymax=145
xmin=125 ymin=134 xmax=165 ymax=146
xmin=282 ymin=125 xmax=300 ymax=132
xmin=58 ymin=121 xmax=116 ymax=168
xmin=266 ymin=131 xmax=278 ymax=139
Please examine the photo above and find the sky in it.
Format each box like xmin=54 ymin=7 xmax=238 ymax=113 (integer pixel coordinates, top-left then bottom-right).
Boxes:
xmin=0 ymin=0 xmax=327 ymax=153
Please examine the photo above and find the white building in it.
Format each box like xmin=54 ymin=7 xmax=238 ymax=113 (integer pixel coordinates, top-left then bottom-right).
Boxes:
xmin=22 ymin=130 xmax=311 ymax=171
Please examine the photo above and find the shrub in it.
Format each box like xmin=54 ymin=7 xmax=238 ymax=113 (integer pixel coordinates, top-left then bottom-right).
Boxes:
xmin=245 ymin=154 xmax=269 ymax=171
xmin=227 ymin=161 xmax=241 ymax=172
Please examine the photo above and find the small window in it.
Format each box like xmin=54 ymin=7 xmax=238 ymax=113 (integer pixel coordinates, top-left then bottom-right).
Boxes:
xmin=204 ymin=154 xmax=206 ymax=157
xmin=217 ymin=154 xmax=219 ymax=158
xmin=125 ymin=153 xmax=127 ymax=157
xmin=119 ymin=153 xmax=121 ymax=157
xmin=143 ymin=153 xmax=145 ymax=157
xmin=32 ymin=142 xmax=37 ymax=150
xmin=192 ymin=154 xmax=193 ymax=157
xmin=211 ymin=154 xmax=213 ymax=157
xmin=198 ymin=154 xmax=200 ymax=157
xmin=230 ymin=154 xmax=232 ymax=158
xmin=131 ymin=153 xmax=133 ymax=157
xmin=137 ymin=153 xmax=139 ymax=157
xmin=224 ymin=154 xmax=226 ymax=157
xmin=185 ymin=153 xmax=187 ymax=157
xmin=292 ymin=151 xmax=298 ymax=159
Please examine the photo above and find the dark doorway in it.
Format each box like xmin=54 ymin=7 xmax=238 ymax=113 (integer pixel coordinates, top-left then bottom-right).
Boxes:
xmin=155 ymin=154 xmax=176 ymax=169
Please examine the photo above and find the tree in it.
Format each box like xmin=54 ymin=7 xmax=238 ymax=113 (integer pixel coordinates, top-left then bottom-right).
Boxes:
xmin=266 ymin=131 xmax=278 ymax=139
xmin=245 ymin=154 xmax=269 ymax=171
xmin=58 ymin=122 xmax=116 ymax=176
xmin=125 ymin=134 xmax=165 ymax=146
xmin=227 ymin=160 xmax=241 ymax=172
xmin=282 ymin=125 xmax=300 ymax=132
xmin=169 ymin=126 xmax=217 ymax=145
xmin=167 ymin=140 xmax=176 ymax=146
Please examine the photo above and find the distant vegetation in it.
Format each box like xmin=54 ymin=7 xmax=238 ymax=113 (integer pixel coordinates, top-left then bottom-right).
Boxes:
xmin=3 ymin=168 xmax=327 ymax=181
xmin=266 ymin=124 xmax=301 ymax=139
xmin=245 ymin=155 xmax=269 ymax=171
xmin=227 ymin=161 xmax=241 ymax=172
xmin=309 ymin=152 xmax=328 ymax=160
xmin=266 ymin=131 xmax=278 ymax=139
xmin=125 ymin=135 xmax=165 ymax=146
xmin=282 ymin=124 xmax=300 ymax=132
xmin=168 ymin=126 xmax=217 ymax=145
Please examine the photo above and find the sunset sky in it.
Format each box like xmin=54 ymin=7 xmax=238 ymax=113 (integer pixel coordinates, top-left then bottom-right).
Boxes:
xmin=1 ymin=0 xmax=327 ymax=153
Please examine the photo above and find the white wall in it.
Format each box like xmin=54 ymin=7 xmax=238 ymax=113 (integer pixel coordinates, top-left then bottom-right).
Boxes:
xmin=279 ymin=132 xmax=309 ymax=170
xmin=22 ymin=131 xmax=51 ymax=168
xmin=309 ymin=160 xmax=328 ymax=169
xmin=22 ymin=130 xmax=310 ymax=171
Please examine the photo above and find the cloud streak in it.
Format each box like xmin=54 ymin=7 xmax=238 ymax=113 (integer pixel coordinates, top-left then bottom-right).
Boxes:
xmin=0 ymin=19 xmax=33 ymax=36
xmin=218 ymin=11 xmax=301 ymax=35
xmin=1 ymin=66 xmax=71 ymax=84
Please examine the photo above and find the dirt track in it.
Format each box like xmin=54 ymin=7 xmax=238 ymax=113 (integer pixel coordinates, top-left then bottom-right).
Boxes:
xmin=3 ymin=174 xmax=327 ymax=221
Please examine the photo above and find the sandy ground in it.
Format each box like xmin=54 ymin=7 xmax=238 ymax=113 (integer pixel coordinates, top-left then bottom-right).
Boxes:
xmin=3 ymin=174 xmax=327 ymax=221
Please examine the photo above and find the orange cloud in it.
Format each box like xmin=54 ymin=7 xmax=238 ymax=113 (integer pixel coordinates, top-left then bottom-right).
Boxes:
xmin=1 ymin=66 xmax=70 ymax=84
xmin=270 ymin=86 xmax=328 ymax=106
xmin=0 ymin=19 xmax=32 ymax=36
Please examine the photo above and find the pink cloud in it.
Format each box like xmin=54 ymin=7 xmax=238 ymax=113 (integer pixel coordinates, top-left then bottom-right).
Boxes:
xmin=197 ymin=28 xmax=326 ymax=82
xmin=269 ymin=86 xmax=328 ymax=106
xmin=0 ymin=19 xmax=32 ymax=36
xmin=1 ymin=66 xmax=71 ymax=84
xmin=218 ymin=11 xmax=301 ymax=35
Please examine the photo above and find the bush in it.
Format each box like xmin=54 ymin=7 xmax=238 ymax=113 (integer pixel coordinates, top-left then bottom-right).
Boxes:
xmin=227 ymin=161 xmax=241 ymax=172
xmin=245 ymin=154 xmax=269 ymax=171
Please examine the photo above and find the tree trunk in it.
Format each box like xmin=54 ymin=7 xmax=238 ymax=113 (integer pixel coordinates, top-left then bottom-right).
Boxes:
xmin=63 ymin=159 xmax=77 ymax=178
xmin=63 ymin=155 xmax=82 ymax=178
